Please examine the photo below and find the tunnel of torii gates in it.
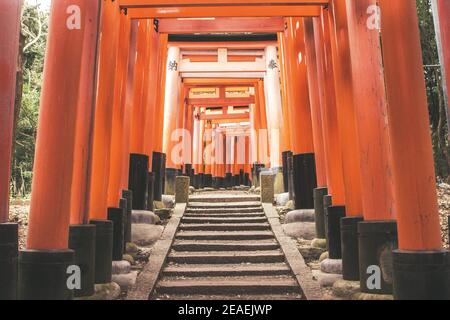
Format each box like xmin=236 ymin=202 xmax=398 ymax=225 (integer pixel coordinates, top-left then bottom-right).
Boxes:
xmin=1 ymin=0 xmax=450 ymax=300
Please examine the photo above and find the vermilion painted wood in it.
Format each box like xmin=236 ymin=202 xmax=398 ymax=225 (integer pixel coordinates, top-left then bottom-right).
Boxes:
xmin=119 ymin=0 xmax=328 ymax=6
xmin=127 ymin=6 xmax=322 ymax=19
xmin=130 ymin=20 xmax=151 ymax=154
xmin=184 ymin=78 xmax=258 ymax=86
xmin=0 ymin=0 xmax=23 ymax=223
xmin=170 ymin=41 xmax=277 ymax=50
xmin=278 ymin=29 xmax=292 ymax=154
xmin=379 ymin=0 xmax=441 ymax=250
xmin=200 ymin=114 xmax=250 ymax=121
xmin=152 ymin=34 xmax=169 ymax=153
xmin=257 ymin=80 xmax=270 ymax=167
xmin=159 ymin=17 xmax=285 ymax=34
xmin=277 ymin=30 xmax=292 ymax=154
xmin=143 ymin=20 xmax=161 ymax=159
xmin=184 ymin=103 xmax=194 ymax=168
xmin=303 ymin=18 xmax=327 ymax=187
xmin=70 ymin=0 xmax=101 ymax=225
xmin=312 ymin=11 xmax=345 ymax=206
xmin=327 ymin=0 xmax=362 ymax=217
xmin=245 ymin=135 xmax=251 ymax=174
xmin=345 ymin=0 xmax=394 ymax=221
xmin=188 ymin=97 xmax=255 ymax=107
xmin=106 ymin=13 xmax=132 ymax=208
xmin=178 ymin=87 xmax=189 ymax=167
xmin=89 ymin=0 xmax=121 ymax=220
xmin=27 ymin=0 xmax=100 ymax=249
xmin=198 ymin=118 xmax=206 ymax=174
xmin=120 ymin=21 xmax=139 ymax=190
xmin=204 ymin=121 xmax=213 ymax=174
xmin=284 ymin=17 xmax=315 ymax=154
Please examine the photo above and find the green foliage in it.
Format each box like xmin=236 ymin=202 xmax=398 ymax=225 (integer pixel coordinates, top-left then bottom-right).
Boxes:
xmin=10 ymin=3 xmax=48 ymax=197
xmin=416 ymin=0 xmax=450 ymax=179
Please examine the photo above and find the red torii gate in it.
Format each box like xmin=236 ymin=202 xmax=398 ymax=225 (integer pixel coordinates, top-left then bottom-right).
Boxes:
xmin=0 ymin=0 xmax=449 ymax=300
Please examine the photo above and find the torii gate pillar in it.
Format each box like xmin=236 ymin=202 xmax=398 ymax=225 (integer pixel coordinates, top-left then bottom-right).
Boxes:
xmin=379 ymin=0 xmax=449 ymax=300
xmin=21 ymin=0 xmax=101 ymax=300
xmin=0 ymin=0 xmax=23 ymax=300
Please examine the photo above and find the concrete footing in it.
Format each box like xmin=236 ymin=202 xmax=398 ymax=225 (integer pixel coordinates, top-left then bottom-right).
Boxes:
xmin=18 ymin=249 xmax=74 ymax=300
xmin=0 ymin=222 xmax=18 ymax=300
xmin=69 ymin=224 xmax=96 ymax=297
xmin=392 ymin=249 xmax=450 ymax=300
xmin=313 ymin=187 xmax=328 ymax=239
xmin=358 ymin=220 xmax=398 ymax=295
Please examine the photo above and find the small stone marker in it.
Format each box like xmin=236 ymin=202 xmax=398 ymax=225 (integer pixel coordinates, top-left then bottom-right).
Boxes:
xmin=175 ymin=176 xmax=190 ymax=203
xmin=260 ymin=173 xmax=275 ymax=203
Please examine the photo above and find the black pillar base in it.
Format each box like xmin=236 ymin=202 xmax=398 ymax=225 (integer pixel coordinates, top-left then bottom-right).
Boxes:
xmin=393 ymin=250 xmax=450 ymax=300
xmin=161 ymin=153 xmax=167 ymax=194
xmin=122 ymin=190 xmax=132 ymax=245
xmin=192 ymin=174 xmax=199 ymax=189
xmin=323 ymin=194 xmax=333 ymax=245
xmin=358 ymin=220 xmax=398 ymax=295
xmin=0 ymin=223 xmax=18 ymax=300
xmin=239 ymin=169 xmax=244 ymax=186
xmin=225 ymin=173 xmax=233 ymax=189
xmin=184 ymin=164 xmax=192 ymax=177
xmin=292 ymin=153 xmax=317 ymax=210
xmin=152 ymin=152 xmax=165 ymax=201
xmin=313 ymin=188 xmax=328 ymax=239
xmin=68 ymin=224 xmax=96 ymax=297
xmin=164 ymin=168 xmax=178 ymax=195
xmin=244 ymin=173 xmax=250 ymax=187
xmin=204 ymin=174 xmax=213 ymax=188
xmin=341 ymin=216 xmax=364 ymax=281
xmin=326 ymin=205 xmax=346 ymax=259
xmin=217 ymin=177 xmax=224 ymax=189
xmin=199 ymin=173 xmax=205 ymax=189
xmin=128 ymin=153 xmax=149 ymax=210
xmin=18 ymin=249 xmax=74 ymax=300
xmin=287 ymin=152 xmax=295 ymax=200
xmin=147 ymin=172 xmax=155 ymax=211
xmin=234 ymin=175 xmax=240 ymax=187
xmin=282 ymin=151 xmax=290 ymax=193
xmin=107 ymin=207 xmax=125 ymax=261
xmin=90 ymin=219 xmax=113 ymax=284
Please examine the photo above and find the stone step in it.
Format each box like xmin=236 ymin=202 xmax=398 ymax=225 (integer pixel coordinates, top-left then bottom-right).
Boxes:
xmin=187 ymin=202 xmax=262 ymax=209
xmin=175 ymin=230 xmax=274 ymax=241
xmin=154 ymin=294 xmax=303 ymax=300
xmin=155 ymin=277 xmax=301 ymax=295
xmin=186 ymin=208 xmax=263 ymax=214
xmin=162 ymin=263 xmax=291 ymax=277
xmin=189 ymin=196 xmax=261 ymax=203
xmin=182 ymin=216 xmax=268 ymax=224
xmin=172 ymin=239 xmax=280 ymax=251
xmin=167 ymin=250 xmax=285 ymax=264
xmin=184 ymin=212 xmax=265 ymax=218
xmin=178 ymin=223 xmax=270 ymax=231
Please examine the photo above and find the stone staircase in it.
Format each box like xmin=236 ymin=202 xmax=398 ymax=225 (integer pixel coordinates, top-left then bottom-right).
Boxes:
xmin=151 ymin=193 xmax=303 ymax=300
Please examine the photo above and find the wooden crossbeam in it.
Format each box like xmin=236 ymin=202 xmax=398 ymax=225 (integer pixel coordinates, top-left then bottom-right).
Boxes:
xmin=184 ymin=78 xmax=257 ymax=86
xmin=200 ymin=113 xmax=250 ymax=121
xmin=119 ymin=0 xmax=328 ymax=7
xmin=188 ymin=97 xmax=255 ymax=106
xmin=159 ymin=17 xmax=285 ymax=33
xmin=127 ymin=6 xmax=322 ymax=19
